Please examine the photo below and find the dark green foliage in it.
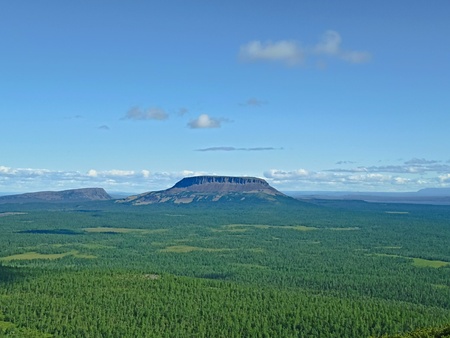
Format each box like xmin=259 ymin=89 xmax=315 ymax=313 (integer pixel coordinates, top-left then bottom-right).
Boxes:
xmin=0 ymin=200 xmax=449 ymax=337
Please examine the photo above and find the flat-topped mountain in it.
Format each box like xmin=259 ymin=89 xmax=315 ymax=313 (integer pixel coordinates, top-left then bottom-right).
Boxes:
xmin=0 ymin=188 xmax=112 ymax=204
xmin=119 ymin=176 xmax=291 ymax=205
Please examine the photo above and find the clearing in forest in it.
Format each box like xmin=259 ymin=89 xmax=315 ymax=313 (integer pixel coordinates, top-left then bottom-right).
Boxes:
xmin=0 ymin=250 xmax=96 ymax=262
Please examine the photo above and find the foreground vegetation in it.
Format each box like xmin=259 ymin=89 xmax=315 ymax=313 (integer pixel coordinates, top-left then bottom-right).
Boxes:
xmin=0 ymin=199 xmax=449 ymax=337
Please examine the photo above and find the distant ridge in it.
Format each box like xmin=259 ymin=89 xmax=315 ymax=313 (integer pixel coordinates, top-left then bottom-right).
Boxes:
xmin=289 ymin=187 xmax=450 ymax=205
xmin=118 ymin=175 xmax=291 ymax=205
xmin=0 ymin=188 xmax=112 ymax=204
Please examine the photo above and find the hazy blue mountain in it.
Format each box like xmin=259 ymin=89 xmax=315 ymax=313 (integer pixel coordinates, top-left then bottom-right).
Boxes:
xmin=286 ymin=188 xmax=450 ymax=205
xmin=0 ymin=188 xmax=112 ymax=204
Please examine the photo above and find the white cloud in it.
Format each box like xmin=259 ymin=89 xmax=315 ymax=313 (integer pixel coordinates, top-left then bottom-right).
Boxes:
xmin=240 ymin=30 xmax=371 ymax=67
xmin=263 ymin=161 xmax=450 ymax=191
xmin=439 ymin=174 xmax=450 ymax=183
xmin=87 ymin=169 xmax=98 ymax=177
xmin=347 ymin=173 xmax=391 ymax=183
xmin=123 ymin=106 xmax=169 ymax=121
xmin=106 ymin=170 xmax=135 ymax=177
xmin=264 ymin=169 xmax=309 ymax=179
xmin=239 ymin=40 xmax=303 ymax=65
xmin=188 ymin=114 xmax=228 ymax=129
xmin=394 ymin=177 xmax=410 ymax=185
xmin=0 ymin=166 xmax=17 ymax=175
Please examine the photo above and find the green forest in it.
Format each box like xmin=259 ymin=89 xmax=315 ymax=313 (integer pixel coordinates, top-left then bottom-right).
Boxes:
xmin=0 ymin=198 xmax=449 ymax=337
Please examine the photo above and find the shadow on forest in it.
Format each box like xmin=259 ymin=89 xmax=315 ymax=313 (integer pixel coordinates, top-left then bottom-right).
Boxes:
xmin=0 ymin=265 xmax=26 ymax=284
xmin=200 ymin=272 xmax=234 ymax=280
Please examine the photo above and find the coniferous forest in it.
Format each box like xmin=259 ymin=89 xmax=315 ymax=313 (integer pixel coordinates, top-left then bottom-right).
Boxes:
xmin=0 ymin=198 xmax=449 ymax=337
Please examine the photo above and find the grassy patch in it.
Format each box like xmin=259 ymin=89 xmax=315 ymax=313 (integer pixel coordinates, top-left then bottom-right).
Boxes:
xmin=0 ymin=250 xmax=96 ymax=262
xmin=291 ymin=225 xmax=318 ymax=231
xmin=225 ymin=224 xmax=271 ymax=229
xmin=0 ymin=320 xmax=15 ymax=331
xmin=328 ymin=227 xmax=360 ymax=231
xmin=211 ymin=228 xmax=248 ymax=233
xmin=223 ymin=224 xmax=318 ymax=231
xmin=372 ymin=254 xmax=450 ymax=268
xmin=412 ymin=258 xmax=450 ymax=268
xmin=431 ymin=284 xmax=449 ymax=289
xmin=0 ymin=212 xmax=27 ymax=217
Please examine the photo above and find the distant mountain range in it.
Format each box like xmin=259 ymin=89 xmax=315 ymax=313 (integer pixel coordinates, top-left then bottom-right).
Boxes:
xmin=118 ymin=176 xmax=291 ymax=205
xmin=287 ymin=188 xmax=450 ymax=205
xmin=1 ymin=180 xmax=449 ymax=205
xmin=0 ymin=188 xmax=112 ymax=204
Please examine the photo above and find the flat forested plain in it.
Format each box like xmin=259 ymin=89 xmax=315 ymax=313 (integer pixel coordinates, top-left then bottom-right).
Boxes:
xmin=0 ymin=197 xmax=449 ymax=337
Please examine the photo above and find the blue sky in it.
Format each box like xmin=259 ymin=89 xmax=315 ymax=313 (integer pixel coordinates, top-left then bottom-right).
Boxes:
xmin=1 ymin=0 xmax=450 ymax=193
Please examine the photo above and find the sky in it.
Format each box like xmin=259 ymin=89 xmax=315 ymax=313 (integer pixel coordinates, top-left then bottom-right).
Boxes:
xmin=1 ymin=0 xmax=450 ymax=193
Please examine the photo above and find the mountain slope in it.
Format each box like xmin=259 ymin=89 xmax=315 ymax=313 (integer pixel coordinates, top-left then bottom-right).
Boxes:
xmin=0 ymin=188 xmax=112 ymax=204
xmin=118 ymin=176 xmax=292 ymax=205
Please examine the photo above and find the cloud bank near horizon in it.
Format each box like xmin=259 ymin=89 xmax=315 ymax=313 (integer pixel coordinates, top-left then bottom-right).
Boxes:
xmin=264 ymin=159 xmax=450 ymax=191
xmin=1 ymin=158 xmax=450 ymax=194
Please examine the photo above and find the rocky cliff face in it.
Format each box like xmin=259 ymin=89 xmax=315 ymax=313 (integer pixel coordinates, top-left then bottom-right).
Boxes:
xmin=0 ymin=188 xmax=112 ymax=204
xmin=171 ymin=176 xmax=275 ymax=192
xmin=119 ymin=176 xmax=288 ymax=205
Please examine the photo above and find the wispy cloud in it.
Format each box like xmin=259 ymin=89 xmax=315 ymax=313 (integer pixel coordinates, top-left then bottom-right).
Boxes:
xmin=335 ymin=160 xmax=356 ymax=165
xmin=240 ymin=98 xmax=268 ymax=107
xmin=404 ymin=158 xmax=440 ymax=165
xmin=98 ymin=125 xmax=110 ymax=131
xmin=239 ymin=30 xmax=371 ymax=67
xmin=196 ymin=147 xmax=280 ymax=152
xmin=187 ymin=114 xmax=230 ymax=129
xmin=177 ymin=107 xmax=188 ymax=116
xmin=326 ymin=159 xmax=450 ymax=175
xmin=123 ymin=106 xmax=169 ymax=121
xmin=239 ymin=40 xmax=303 ymax=66
xmin=313 ymin=30 xmax=371 ymax=64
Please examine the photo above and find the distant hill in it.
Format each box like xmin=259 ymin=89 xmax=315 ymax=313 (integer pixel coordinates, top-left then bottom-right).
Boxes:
xmin=288 ymin=188 xmax=450 ymax=205
xmin=118 ymin=176 xmax=293 ymax=205
xmin=0 ymin=188 xmax=112 ymax=204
